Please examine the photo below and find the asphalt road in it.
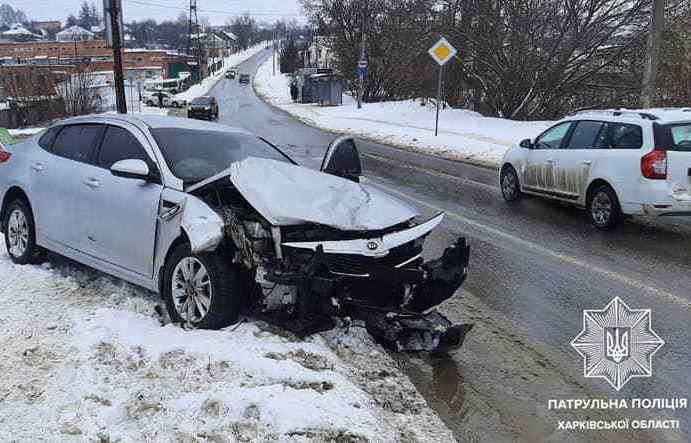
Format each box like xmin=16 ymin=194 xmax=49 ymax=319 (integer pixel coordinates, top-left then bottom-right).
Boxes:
xmin=206 ymin=49 xmax=691 ymax=442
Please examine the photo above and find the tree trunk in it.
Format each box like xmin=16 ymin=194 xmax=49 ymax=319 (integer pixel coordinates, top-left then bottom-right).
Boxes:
xmin=641 ymin=0 xmax=665 ymax=108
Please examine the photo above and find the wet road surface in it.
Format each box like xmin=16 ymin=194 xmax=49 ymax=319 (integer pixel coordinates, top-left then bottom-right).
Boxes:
xmin=203 ymin=49 xmax=691 ymax=442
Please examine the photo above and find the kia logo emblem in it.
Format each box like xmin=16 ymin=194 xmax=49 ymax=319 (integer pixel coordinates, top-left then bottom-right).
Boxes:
xmin=367 ymin=241 xmax=378 ymax=251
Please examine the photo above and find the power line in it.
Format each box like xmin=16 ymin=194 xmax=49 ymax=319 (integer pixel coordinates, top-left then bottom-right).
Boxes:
xmin=122 ymin=0 xmax=302 ymax=17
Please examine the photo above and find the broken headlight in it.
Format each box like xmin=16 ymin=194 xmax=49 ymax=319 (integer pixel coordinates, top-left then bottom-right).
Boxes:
xmin=412 ymin=234 xmax=427 ymax=250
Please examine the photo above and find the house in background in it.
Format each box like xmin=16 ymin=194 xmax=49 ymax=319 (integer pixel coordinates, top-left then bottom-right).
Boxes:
xmin=57 ymin=25 xmax=95 ymax=42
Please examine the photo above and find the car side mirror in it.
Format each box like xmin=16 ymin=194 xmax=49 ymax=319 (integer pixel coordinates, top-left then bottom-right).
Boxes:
xmin=111 ymin=159 xmax=154 ymax=181
xmin=519 ymin=139 xmax=533 ymax=149
xmin=321 ymin=136 xmax=362 ymax=183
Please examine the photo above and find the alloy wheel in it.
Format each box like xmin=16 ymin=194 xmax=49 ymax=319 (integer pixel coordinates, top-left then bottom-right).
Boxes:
xmin=591 ymin=192 xmax=613 ymax=226
xmin=501 ymin=168 xmax=519 ymax=200
xmin=172 ymin=257 xmax=212 ymax=323
xmin=7 ymin=209 xmax=29 ymax=258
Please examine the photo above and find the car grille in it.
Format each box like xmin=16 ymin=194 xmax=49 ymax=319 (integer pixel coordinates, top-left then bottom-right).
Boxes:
xmin=325 ymin=242 xmax=422 ymax=276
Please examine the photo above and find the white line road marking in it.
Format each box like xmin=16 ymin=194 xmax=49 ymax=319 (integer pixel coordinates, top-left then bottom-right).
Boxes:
xmin=370 ymin=180 xmax=691 ymax=308
xmin=362 ymin=152 xmax=501 ymax=193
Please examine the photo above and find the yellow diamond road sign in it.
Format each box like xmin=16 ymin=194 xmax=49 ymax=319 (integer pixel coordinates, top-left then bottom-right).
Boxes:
xmin=428 ymin=37 xmax=457 ymax=66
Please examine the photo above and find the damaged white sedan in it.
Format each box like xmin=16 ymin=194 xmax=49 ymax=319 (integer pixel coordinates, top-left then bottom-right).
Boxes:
xmin=0 ymin=115 xmax=471 ymax=352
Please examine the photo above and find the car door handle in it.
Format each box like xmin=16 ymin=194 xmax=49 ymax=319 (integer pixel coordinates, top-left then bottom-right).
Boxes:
xmin=83 ymin=178 xmax=100 ymax=189
xmin=582 ymin=160 xmax=593 ymax=166
xmin=545 ymin=159 xmax=554 ymax=163
xmin=30 ymin=162 xmax=44 ymax=172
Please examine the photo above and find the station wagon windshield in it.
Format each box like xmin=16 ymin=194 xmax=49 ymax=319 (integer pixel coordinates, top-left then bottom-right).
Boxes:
xmin=151 ymin=128 xmax=292 ymax=183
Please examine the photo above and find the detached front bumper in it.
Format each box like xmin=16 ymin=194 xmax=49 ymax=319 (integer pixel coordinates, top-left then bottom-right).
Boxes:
xmin=274 ymin=215 xmax=472 ymax=352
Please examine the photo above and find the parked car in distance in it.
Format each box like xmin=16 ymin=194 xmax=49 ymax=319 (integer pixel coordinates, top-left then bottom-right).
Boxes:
xmin=239 ymin=74 xmax=250 ymax=85
xmin=500 ymin=108 xmax=691 ymax=229
xmin=188 ymin=96 xmax=219 ymax=120
xmin=0 ymin=115 xmax=471 ymax=353
xmin=143 ymin=91 xmax=186 ymax=108
xmin=225 ymin=69 xmax=237 ymax=79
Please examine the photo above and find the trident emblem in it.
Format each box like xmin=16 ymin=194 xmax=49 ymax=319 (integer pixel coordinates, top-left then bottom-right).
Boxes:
xmin=605 ymin=327 xmax=630 ymax=363
xmin=572 ymin=297 xmax=664 ymax=391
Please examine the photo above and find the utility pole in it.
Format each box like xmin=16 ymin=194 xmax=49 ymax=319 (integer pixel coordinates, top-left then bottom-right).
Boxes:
xmin=357 ymin=0 xmax=368 ymax=109
xmin=641 ymin=0 xmax=665 ymax=108
xmin=273 ymin=30 xmax=276 ymax=75
xmin=107 ymin=0 xmax=127 ymax=114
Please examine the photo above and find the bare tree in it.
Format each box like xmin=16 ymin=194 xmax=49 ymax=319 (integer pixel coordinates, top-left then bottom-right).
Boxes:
xmin=304 ymin=0 xmax=653 ymax=119
xmin=58 ymin=65 xmax=100 ymax=116
xmin=641 ymin=0 xmax=666 ymax=107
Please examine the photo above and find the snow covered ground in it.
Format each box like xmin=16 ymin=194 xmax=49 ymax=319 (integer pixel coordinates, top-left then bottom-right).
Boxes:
xmin=176 ymin=43 xmax=268 ymax=103
xmin=254 ymin=58 xmax=552 ymax=167
xmin=0 ymin=235 xmax=454 ymax=442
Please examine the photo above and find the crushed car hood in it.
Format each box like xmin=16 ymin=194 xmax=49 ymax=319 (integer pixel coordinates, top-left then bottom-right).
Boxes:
xmin=187 ymin=157 xmax=419 ymax=231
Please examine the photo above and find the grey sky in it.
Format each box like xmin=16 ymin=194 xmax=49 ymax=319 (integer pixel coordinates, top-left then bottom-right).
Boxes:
xmin=6 ymin=0 xmax=304 ymax=25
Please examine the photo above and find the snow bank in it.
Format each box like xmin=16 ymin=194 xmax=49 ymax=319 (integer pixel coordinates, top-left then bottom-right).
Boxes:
xmin=176 ymin=43 xmax=268 ymax=102
xmin=254 ymin=57 xmax=552 ymax=167
xmin=0 ymin=235 xmax=454 ymax=442
xmin=8 ymin=127 xmax=44 ymax=136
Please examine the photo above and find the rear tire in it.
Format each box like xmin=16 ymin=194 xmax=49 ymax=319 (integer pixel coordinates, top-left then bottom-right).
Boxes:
xmin=587 ymin=185 xmax=622 ymax=230
xmin=162 ymin=243 xmax=243 ymax=329
xmin=3 ymin=199 xmax=45 ymax=264
xmin=500 ymin=165 xmax=522 ymax=202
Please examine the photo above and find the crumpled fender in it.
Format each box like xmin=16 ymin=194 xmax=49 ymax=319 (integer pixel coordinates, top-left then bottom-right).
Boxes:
xmin=180 ymin=196 xmax=225 ymax=254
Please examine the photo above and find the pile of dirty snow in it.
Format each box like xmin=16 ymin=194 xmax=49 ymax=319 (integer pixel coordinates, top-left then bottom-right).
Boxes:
xmin=253 ymin=57 xmax=551 ymax=167
xmin=0 ymin=235 xmax=453 ymax=442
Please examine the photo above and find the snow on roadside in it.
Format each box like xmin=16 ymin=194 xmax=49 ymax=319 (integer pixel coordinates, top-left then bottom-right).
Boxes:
xmin=176 ymin=43 xmax=268 ymax=103
xmin=254 ymin=57 xmax=552 ymax=167
xmin=8 ymin=127 xmax=44 ymax=137
xmin=0 ymin=236 xmax=454 ymax=442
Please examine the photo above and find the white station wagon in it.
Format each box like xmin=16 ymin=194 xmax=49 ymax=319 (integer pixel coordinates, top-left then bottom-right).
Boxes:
xmin=500 ymin=108 xmax=691 ymax=229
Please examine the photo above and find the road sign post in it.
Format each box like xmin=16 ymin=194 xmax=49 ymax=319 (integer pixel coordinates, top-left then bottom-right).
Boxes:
xmin=428 ymin=37 xmax=457 ymax=137
xmin=357 ymin=59 xmax=368 ymax=109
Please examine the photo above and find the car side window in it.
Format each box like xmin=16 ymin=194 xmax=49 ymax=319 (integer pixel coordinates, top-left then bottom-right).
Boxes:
xmin=597 ymin=123 xmax=643 ymax=149
xmin=97 ymin=126 xmax=153 ymax=169
xmin=566 ymin=121 xmax=604 ymax=149
xmin=37 ymin=126 xmax=61 ymax=151
xmin=51 ymin=124 xmax=102 ymax=163
xmin=535 ymin=122 xmax=573 ymax=149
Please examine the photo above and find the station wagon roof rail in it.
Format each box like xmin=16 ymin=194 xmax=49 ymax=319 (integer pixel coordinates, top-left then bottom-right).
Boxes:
xmin=571 ymin=109 xmax=659 ymax=120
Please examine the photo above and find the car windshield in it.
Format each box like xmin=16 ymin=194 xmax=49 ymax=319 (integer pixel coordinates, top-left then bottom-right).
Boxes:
xmin=191 ymin=97 xmax=212 ymax=106
xmin=151 ymin=128 xmax=293 ymax=183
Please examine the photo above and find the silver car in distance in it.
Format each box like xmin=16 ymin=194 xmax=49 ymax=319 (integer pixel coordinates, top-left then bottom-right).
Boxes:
xmin=0 ymin=115 xmax=472 ymax=352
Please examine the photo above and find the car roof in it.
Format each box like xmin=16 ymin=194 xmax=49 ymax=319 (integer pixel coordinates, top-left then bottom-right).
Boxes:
xmin=564 ymin=108 xmax=691 ymax=125
xmin=54 ymin=114 xmax=252 ymax=135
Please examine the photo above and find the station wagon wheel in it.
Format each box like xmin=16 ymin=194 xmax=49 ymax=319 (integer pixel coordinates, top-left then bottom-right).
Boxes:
xmin=3 ymin=199 xmax=45 ymax=265
xmin=587 ymin=185 xmax=622 ymax=230
xmin=162 ymin=243 xmax=243 ymax=329
xmin=500 ymin=165 xmax=522 ymax=202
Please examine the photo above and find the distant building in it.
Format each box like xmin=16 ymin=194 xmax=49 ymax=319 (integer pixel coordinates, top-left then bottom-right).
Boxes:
xmin=31 ymin=21 xmax=62 ymax=33
xmin=57 ymin=25 xmax=95 ymax=42
xmin=1 ymin=24 xmax=43 ymax=42
xmin=0 ymin=39 xmax=110 ymax=61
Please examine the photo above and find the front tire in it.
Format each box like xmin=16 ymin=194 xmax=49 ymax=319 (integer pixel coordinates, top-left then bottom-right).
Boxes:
xmin=162 ymin=243 xmax=243 ymax=329
xmin=587 ymin=185 xmax=622 ymax=230
xmin=3 ymin=199 xmax=44 ymax=264
xmin=500 ymin=165 xmax=522 ymax=202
